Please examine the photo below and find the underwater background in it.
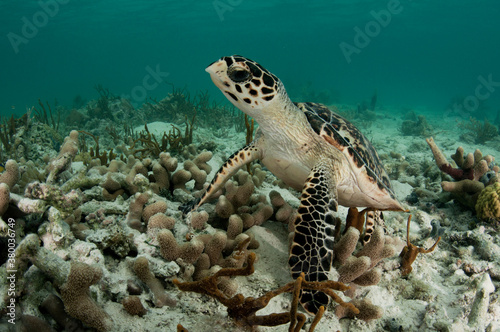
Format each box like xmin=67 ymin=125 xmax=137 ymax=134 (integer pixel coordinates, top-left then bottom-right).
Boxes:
xmin=1 ymin=0 xmax=500 ymax=118
xmin=1 ymin=1 xmax=500 ymax=332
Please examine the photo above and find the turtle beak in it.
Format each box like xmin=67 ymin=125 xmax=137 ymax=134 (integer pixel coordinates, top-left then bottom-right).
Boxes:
xmin=206 ymin=59 xmax=228 ymax=90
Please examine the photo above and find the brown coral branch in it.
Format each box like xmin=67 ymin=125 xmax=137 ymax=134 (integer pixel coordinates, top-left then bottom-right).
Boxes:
xmin=174 ymin=252 xmax=355 ymax=330
xmin=399 ymin=215 xmax=441 ymax=276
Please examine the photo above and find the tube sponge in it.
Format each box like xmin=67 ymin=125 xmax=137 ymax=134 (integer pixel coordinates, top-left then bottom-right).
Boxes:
xmin=60 ymin=262 xmax=113 ymax=332
xmin=476 ymin=182 xmax=500 ymax=222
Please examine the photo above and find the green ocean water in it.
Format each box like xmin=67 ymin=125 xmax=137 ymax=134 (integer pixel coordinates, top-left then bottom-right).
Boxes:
xmin=1 ymin=0 xmax=499 ymax=120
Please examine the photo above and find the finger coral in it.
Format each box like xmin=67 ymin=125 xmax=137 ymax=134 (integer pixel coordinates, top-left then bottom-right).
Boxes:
xmin=126 ymin=192 xmax=151 ymax=230
xmin=0 ymin=159 xmax=20 ymax=188
xmin=14 ymin=234 xmax=112 ymax=331
xmin=47 ymin=130 xmax=79 ymax=184
xmin=158 ymin=229 xmax=205 ymax=264
xmin=133 ymin=256 xmax=176 ymax=307
xmin=60 ymin=262 xmax=113 ymax=332
xmin=0 ymin=183 xmax=10 ymax=217
xmin=122 ymin=296 xmax=148 ymax=317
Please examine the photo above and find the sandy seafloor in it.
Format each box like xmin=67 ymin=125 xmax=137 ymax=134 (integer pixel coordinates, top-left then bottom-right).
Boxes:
xmin=1 ymin=106 xmax=500 ymax=332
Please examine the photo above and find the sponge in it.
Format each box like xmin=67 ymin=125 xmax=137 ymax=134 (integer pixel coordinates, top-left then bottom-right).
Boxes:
xmin=476 ymin=182 xmax=500 ymax=222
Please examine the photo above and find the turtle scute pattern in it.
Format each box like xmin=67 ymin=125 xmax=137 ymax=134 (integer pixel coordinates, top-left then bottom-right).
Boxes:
xmin=288 ymin=163 xmax=338 ymax=314
xmin=296 ymin=102 xmax=395 ymax=196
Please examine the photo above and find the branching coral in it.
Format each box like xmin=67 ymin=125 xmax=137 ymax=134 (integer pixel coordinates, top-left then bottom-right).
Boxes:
xmin=173 ymin=252 xmax=357 ymax=331
xmin=399 ymin=215 xmax=441 ymax=276
xmin=319 ymin=210 xmax=401 ymax=322
xmin=426 ymin=137 xmax=499 ymax=208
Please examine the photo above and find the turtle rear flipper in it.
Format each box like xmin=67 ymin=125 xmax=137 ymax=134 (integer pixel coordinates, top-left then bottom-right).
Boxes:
xmin=179 ymin=143 xmax=262 ymax=215
xmin=288 ymin=161 xmax=338 ymax=314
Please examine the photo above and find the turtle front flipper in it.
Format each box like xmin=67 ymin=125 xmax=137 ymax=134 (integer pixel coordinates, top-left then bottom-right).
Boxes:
xmin=179 ymin=143 xmax=262 ymax=215
xmin=288 ymin=161 xmax=338 ymax=314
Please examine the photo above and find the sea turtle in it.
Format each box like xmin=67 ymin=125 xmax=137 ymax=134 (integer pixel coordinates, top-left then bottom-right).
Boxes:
xmin=181 ymin=55 xmax=405 ymax=313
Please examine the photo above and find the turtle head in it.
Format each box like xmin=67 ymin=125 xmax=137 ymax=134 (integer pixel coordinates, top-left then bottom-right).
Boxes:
xmin=206 ymin=55 xmax=286 ymax=116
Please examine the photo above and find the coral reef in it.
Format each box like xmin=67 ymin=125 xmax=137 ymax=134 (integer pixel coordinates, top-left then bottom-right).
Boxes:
xmin=3 ymin=86 xmax=500 ymax=332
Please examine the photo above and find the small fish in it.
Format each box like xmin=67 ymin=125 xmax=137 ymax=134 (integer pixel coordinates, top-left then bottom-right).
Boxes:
xmin=0 ymin=163 xmax=4 ymax=173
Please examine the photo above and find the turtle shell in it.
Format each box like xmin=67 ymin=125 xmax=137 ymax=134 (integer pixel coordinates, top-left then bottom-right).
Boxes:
xmin=296 ymin=102 xmax=397 ymax=202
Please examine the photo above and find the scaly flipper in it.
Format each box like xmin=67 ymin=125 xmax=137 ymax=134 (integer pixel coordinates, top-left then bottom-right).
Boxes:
xmin=288 ymin=161 xmax=338 ymax=314
xmin=179 ymin=143 xmax=262 ymax=214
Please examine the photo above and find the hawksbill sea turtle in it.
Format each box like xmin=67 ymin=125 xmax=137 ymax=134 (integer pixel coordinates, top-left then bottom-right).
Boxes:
xmin=181 ymin=55 xmax=405 ymax=314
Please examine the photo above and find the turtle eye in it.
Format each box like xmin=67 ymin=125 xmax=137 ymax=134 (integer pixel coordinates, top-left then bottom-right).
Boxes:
xmin=228 ymin=67 xmax=251 ymax=83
